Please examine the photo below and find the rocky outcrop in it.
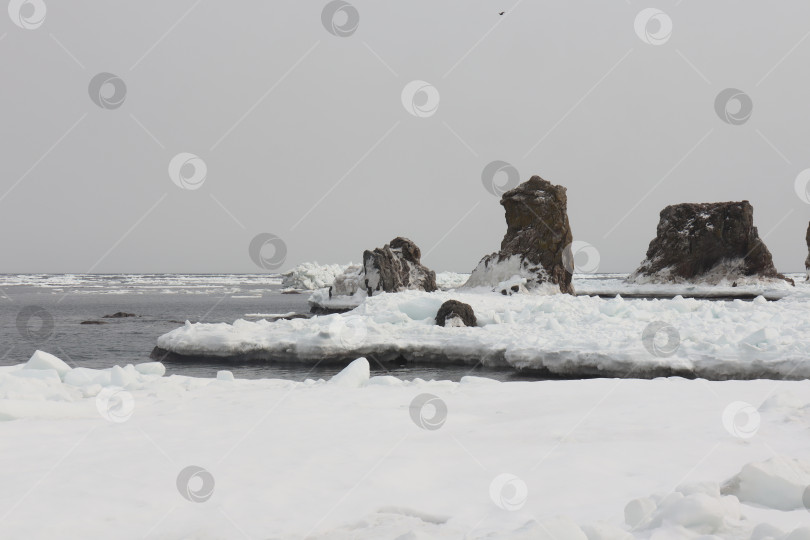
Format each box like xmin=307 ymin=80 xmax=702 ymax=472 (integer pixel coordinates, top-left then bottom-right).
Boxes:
xmin=629 ymin=201 xmax=791 ymax=285
xmin=435 ymin=300 xmax=477 ymax=327
xmin=362 ymin=237 xmax=437 ymax=294
xmin=464 ymin=176 xmax=575 ymax=294
xmin=805 ymin=222 xmax=810 ymax=280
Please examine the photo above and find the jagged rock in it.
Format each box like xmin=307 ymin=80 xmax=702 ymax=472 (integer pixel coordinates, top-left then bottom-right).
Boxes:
xmin=628 ymin=201 xmax=791 ymax=285
xmin=805 ymin=222 xmax=810 ymax=280
xmin=464 ymin=176 xmax=575 ymax=294
xmin=363 ymin=237 xmax=437 ymax=294
xmin=435 ymin=300 xmax=477 ymax=327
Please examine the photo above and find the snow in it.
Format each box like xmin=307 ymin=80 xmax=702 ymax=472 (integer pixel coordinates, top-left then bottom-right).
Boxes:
xmin=23 ymin=350 xmax=72 ymax=378
xmin=281 ymin=262 xmax=353 ymax=291
xmin=435 ymin=271 xmax=471 ymax=290
xmin=328 ymin=357 xmax=370 ymax=387
xmin=464 ymin=254 xmax=560 ymax=293
xmin=294 ymin=263 xmax=470 ymax=309
xmin=1 ymin=352 xmax=810 ymax=538
xmin=159 ymin=287 xmax=810 ymax=379
xmin=628 ymin=258 xmax=790 ymax=290
xmin=216 ymin=370 xmax=235 ymax=381
xmin=722 ymin=457 xmax=810 ymax=511
xmin=577 ymin=272 xmax=799 ymax=300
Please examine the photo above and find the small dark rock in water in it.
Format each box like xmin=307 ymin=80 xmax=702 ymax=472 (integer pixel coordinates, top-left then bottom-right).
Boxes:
xmin=80 ymin=320 xmax=107 ymax=325
xmin=465 ymin=176 xmax=575 ymax=294
xmin=435 ymin=300 xmax=477 ymax=327
xmin=281 ymin=290 xmax=301 ymax=295
xmin=102 ymin=312 xmax=138 ymax=318
xmin=363 ymin=237 xmax=438 ymax=294
xmin=628 ymin=201 xmax=792 ymax=285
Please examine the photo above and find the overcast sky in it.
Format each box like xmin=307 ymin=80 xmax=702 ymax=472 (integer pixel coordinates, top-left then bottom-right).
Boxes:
xmin=2 ymin=1 xmax=810 ymax=274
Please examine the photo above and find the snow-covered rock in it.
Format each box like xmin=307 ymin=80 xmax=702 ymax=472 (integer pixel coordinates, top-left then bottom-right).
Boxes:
xmin=331 ymin=264 xmax=364 ymax=296
xmin=466 ymin=176 xmax=575 ymax=294
xmin=628 ymin=201 xmax=792 ymax=287
xmin=363 ymin=237 xmax=437 ymax=294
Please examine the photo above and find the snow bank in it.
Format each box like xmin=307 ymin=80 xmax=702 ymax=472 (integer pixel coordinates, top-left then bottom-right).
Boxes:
xmin=158 ymin=289 xmax=810 ymax=379
xmin=281 ymin=262 xmax=352 ymax=291
xmin=3 ymin=352 xmax=810 ymax=539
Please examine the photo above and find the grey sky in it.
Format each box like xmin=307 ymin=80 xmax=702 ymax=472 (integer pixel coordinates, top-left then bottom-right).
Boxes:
xmin=2 ymin=1 xmax=809 ymax=274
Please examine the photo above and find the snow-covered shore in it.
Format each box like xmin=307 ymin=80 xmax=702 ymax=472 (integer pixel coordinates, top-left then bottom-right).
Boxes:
xmin=2 ymin=353 xmax=810 ymax=538
xmin=156 ymin=287 xmax=810 ymax=379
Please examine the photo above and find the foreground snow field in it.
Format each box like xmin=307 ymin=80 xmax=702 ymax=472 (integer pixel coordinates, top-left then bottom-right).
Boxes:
xmin=2 ymin=354 xmax=810 ymax=539
xmin=157 ymin=286 xmax=810 ymax=379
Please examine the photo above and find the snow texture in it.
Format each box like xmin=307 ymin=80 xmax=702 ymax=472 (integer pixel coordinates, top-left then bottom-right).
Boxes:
xmin=281 ymin=262 xmax=353 ymax=291
xmin=160 ymin=286 xmax=810 ymax=379
xmin=2 ymin=351 xmax=810 ymax=538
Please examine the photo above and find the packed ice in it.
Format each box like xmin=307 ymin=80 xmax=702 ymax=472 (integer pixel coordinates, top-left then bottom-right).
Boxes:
xmin=158 ymin=282 xmax=810 ymax=379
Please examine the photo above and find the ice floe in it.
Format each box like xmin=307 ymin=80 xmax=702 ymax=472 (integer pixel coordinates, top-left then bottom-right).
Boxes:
xmin=157 ymin=288 xmax=810 ymax=379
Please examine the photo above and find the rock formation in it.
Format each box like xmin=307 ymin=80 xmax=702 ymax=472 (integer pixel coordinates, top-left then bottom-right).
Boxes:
xmin=362 ymin=237 xmax=437 ymax=294
xmin=435 ymin=300 xmax=477 ymax=327
xmin=464 ymin=175 xmax=575 ymax=294
xmin=628 ymin=201 xmax=791 ymax=284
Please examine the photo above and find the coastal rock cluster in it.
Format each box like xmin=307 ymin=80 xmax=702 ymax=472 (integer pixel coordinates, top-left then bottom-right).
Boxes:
xmin=464 ymin=176 xmax=575 ymax=294
xmin=363 ymin=237 xmax=437 ymax=295
xmin=628 ymin=201 xmax=792 ymax=285
xmin=326 ymin=237 xmax=437 ymax=301
xmin=320 ymin=178 xmax=797 ymax=310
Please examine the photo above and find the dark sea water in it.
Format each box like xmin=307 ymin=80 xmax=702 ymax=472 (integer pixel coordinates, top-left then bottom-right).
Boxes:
xmin=0 ymin=274 xmax=531 ymax=381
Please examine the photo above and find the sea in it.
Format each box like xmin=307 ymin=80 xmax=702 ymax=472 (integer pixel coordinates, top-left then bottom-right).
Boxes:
xmin=0 ymin=274 xmax=544 ymax=381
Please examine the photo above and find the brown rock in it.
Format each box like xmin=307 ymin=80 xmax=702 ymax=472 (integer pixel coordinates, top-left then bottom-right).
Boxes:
xmin=629 ymin=201 xmax=791 ymax=284
xmin=435 ymin=300 xmax=477 ymax=327
xmin=363 ymin=237 xmax=437 ymax=294
xmin=465 ymin=176 xmax=575 ymax=294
